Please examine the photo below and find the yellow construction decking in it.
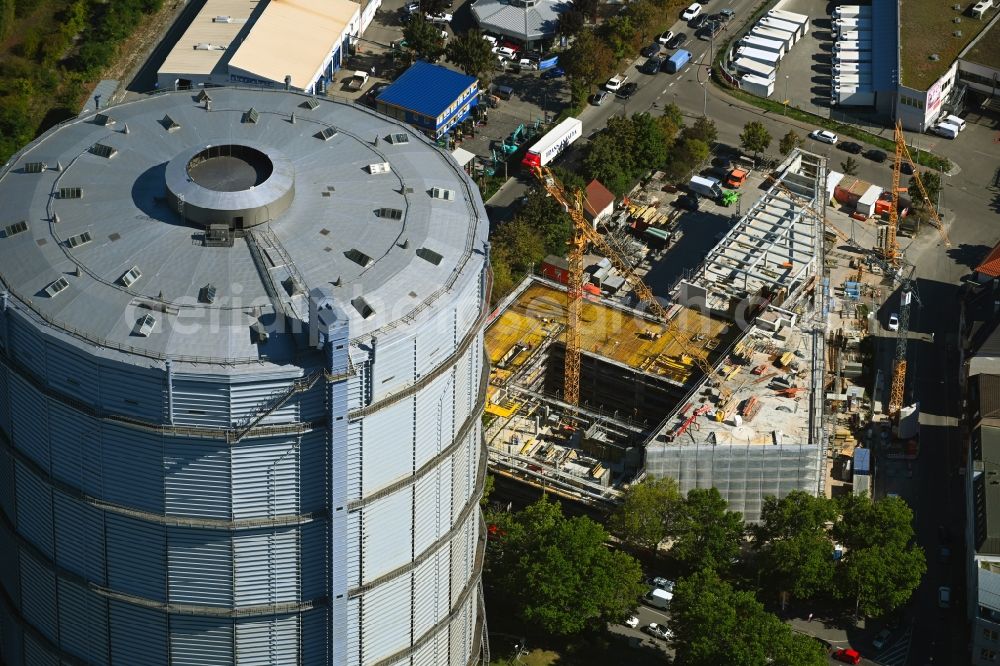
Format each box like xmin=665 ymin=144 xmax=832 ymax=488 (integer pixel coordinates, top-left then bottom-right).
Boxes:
xmin=485 ymin=281 xmax=730 ymax=385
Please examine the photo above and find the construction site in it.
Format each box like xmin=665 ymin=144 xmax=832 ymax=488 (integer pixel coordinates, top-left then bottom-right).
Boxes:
xmin=483 ymin=150 xmax=830 ymax=520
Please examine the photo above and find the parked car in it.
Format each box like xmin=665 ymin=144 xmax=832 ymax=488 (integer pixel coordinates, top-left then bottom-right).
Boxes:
xmin=657 ymin=30 xmax=675 ymax=44
xmin=645 ymin=623 xmax=672 ymax=640
xmin=939 ymin=545 xmax=952 ymax=563
xmin=541 ymin=66 xmax=565 ymax=78
xmin=717 ymin=7 xmax=735 ymax=20
xmin=495 ymin=46 xmax=517 ymax=59
xmin=809 ymin=129 xmax=839 ymax=145
xmin=590 ymin=90 xmax=610 ymax=105
xmin=865 ymin=149 xmax=888 ymax=163
xmin=938 ymin=586 xmax=951 ymax=608
xmin=641 ymin=56 xmax=664 ymax=74
xmin=838 ymin=141 xmax=863 ymax=154
xmin=617 ymin=81 xmax=638 ymax=99
xmin=901 ymin=161 xmax=914 ymax=175
xmin=651 ymin=577 xmax=676 ymax=592
xmin=888 ymin=313 xmax=899 ymax=331
xmin=641 ymin=42 xmax=661 ymax=57
xmin=605 ymin=73 xmax=628 ymax=91
xmin=872 ymin=629 xmax=892 ymax=650
xmin=624 ymin=614 xmax=640 ymax=628
xmin=690 ymin=13 xmax=711 ymax=29
xmin=425 ymin=11 xmax=453 ymax=23
xmin=833 ymin=648 xmax=861 ymax=665
xmin=697 ymin=20 xmax=723 ymax=39
xmin=682 ymin=2 xmax=703 ymax=20
xmin=675 ymin=193 xmax=700 ymax=210
xmin=667 ymin=32 xmax=689 ymax=48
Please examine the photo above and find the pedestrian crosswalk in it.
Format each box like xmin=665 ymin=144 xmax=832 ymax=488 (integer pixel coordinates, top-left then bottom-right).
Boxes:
xmin=872 ymin=625 xmax=912 ymax=666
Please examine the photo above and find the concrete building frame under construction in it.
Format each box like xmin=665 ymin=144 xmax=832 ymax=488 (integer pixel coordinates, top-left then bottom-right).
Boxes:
xmin=0 ymin=87 xmax=489 ymax=665
xmin=483 ymin=150 xmax=829 ymax=522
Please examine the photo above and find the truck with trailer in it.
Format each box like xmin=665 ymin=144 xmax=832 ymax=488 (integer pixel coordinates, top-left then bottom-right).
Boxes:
xmin=835 ymin=18 xmax=872 ymax=35
xmin=520 ymin=117 xmax=582 ymax=168
xmin=767 ymin=8 xmax=810 ymax=32
xmin=834 ymin=40 xmax=872 ymax=52
xmin=688 ymin=175 xmax=724 ymax=199
xmin=833 ymin=62 xmax=872 ymax=75
xmin=837 ymin=30 xmax=872 ymax=43
xmin=834 ymin=49 xmax=872 ymax=63
xmin=833 ymin=74 xmax=873 ymax=87
xmin=833 ymin=5 xmax=872 ymax=19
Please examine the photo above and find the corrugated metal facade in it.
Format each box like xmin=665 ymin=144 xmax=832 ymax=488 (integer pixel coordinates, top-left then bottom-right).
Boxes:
xmin=0 ymin=256 xmax=487 ymax=665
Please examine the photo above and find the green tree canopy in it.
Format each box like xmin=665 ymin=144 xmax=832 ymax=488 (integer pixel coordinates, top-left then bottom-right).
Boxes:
xmin=740 ymin=121 xmax=772 ymax=159
xmin=682 ymin=116 xmax=719 ymax=146
xmin=752 ymin=490 xmax=838 ymax=600
xmin=670 ymin=488 xmax=745 ymax=573
xmin=583 ymin=113 xmax=676 ymax=195
xmin=485 ymin=496 xmax=646 ymax=635
xmin=513 ymin=188 xmax=572 ymax=257
xmin=833 ymin=494 xmax=926 ymax=617
xmin=908 ymin=170 xmax=942 ymax=208
xmin=671 ymin=569 xmax=827 ymax=666
xmin=445 ymin=29 xmax=495 ymax=82
xmin=609 ymin=477 xmax=683 ymax=551
xmin=403 ymin=16 xmax=446 ymax=62
xmin=557 ymin=9 xmax=586 ymax=36
xmin=779 ymin=130 xmax=801 ymax=156
xmin=561 ymin=29 xmax=615 ymax=91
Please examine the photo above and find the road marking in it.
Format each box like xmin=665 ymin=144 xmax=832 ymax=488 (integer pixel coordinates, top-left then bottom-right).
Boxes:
xmin=668 ymin=82 xmax=675 ymax=87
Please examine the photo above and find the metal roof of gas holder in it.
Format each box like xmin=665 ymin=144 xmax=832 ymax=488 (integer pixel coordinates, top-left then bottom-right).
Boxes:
xmin=375 ymin=61 xmax=478 ymax=120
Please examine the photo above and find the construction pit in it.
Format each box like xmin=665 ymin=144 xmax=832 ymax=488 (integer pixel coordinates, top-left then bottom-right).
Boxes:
xmin=484 ymin=150 xmax=830 ymax=518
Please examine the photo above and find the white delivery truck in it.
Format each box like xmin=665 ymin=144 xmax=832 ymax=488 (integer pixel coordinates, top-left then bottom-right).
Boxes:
xmin=645 ymin=587 xmax=673 ymax=610
xmin=520 ymin=117 xmax=583 ymax=168
xmin=838 ymin=30 xmax=873 ymax=42
xmin=834 ymin=5 xmax=872 ymax=19
xmin=835 ymin=18 xmax=872 ymax=35
xmin=689 ymin=175 xmax=724 ymax=199
xmin=834 ymin=49 xmax=872 ymax=63
xmin=930 ymin=122 xmax=959 ymax=139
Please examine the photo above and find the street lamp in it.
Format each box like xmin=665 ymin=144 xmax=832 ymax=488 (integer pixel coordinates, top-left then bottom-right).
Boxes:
xmin=783 ymin=75 xmax=789 ymax=115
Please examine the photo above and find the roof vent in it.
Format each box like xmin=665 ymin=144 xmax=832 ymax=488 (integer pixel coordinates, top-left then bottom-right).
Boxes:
xmin=282 ymin=275 xmax=304 ymax=296
xmin=351 ymin=296 xmax=375 ymax=319
xmin=431 ymin=187 xmax=456 ymax=201
xmin=416 ymin=247 xmax=444 ymax=265
xmin=51 ymin=212 xmax=59 ymax=224
xmin=316 ymin=127 xmax=338 ymax=141
xmin=390 ymin=133 xmax=410 ymax=144
xmin=954 ymin=16 xmax=962 ymax=22
xmin=134 ymin=313 xmax=156 ymax=337
xmin=344 ymin=248 xmax=372 ymax=267
xmin=377 ymin=207 xmax=403 ymax=220
xmin=199 ymin=284 xmax=217 ymax=303
xmin=194 ymin=43 xmax=227 ymax=50
xmin=243 ymin=107 xmax=260 ymax=124
xmin=66 ymin=231 xmax=93 ymax=248
xmin=3 ymin=221 xmax=29 ymax=237
xmin=23 ymin=162 xmax=45 ymax=173
xmin=94 ymin=113 xmax=115 ymax=127
xmin=43 ymin=276 xmax=69 ymax=298
xmin=929 ymin=53 xmax=941 ymax=60
xmin=89 ymin=143 xmax=118 ymax=159
xmin=368 ymin=162 xmax=391 ymax=174
xmin=197 ymin=90 xmax=212 ymax=102
xmin=213 ymin=15 xmax=233 ymax=22
xmin=119 ymin=265 xmax=142 ymax=288
xmin=954 ymin=29 xmax=962 ymax=36
xmin=160 ymin=114 xmax=181 ymax=132
xmin=300 ymin=99 xmax=319 ymax=110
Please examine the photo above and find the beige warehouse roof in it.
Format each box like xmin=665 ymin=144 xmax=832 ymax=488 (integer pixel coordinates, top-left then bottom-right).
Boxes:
xmin=158 ymin=0 xmax=254 ymax=78
xmin=228 ymin=0 xmax=360 ymax=88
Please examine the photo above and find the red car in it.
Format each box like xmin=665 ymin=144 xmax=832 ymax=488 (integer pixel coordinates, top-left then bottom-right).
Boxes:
xmin=833 ymin=648 xmax=861 ymax=664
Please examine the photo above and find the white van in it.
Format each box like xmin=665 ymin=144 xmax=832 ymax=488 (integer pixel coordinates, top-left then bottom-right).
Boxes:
xmin=941 ymin=114 xmax=966 ymax=131
xmin=930 ymin=122 xmax=959 ymax=139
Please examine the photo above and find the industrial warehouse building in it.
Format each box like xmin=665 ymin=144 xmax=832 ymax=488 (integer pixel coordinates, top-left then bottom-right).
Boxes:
xmin=375 ymin=62 xmax=480 ymax=140
xmin=0 ymin=88 xmax=489 ymax=665
xmin=156 ymin=0 xmax=365 ymax=94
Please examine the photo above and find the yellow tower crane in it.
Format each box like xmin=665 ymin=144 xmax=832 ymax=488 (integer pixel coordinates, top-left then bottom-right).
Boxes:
xmin=532 ymin=167 xmax=735 ymax=417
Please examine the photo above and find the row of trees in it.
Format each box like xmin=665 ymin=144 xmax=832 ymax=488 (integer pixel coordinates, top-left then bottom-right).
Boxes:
xmin=0 ymin=0 xmax=164 ymax=163
xmin=611 ymin=482 xmax=926 ymax=618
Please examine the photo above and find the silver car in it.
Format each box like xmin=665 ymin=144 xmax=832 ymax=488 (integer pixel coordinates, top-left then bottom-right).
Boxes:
xmin=591 ymin=90 xmax=610 ymax=106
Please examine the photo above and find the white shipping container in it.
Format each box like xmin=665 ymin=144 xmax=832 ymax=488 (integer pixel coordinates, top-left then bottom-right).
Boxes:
xmin=757 ymin=16 xmax=803 ymax=40
xmin=834 ymin=40 xmax=872 ymax=51
xmin=733 ymin=57 xmax=776 ymax=79
xmin=835 ymin=18 xmax=872 ymax=34
xmin=751 ymin=26 xmax=796 ymax=49
xmin=837 ymin=30 xmax=872 ymax=42
xmin=736 ymin=46 xmax=781 ymax=67
xmin=740 ymin=73 xmax=775 ymax=97
xmin=835 ymin=49 xmax=872 ymax=62
xmin=833 ymin=62 xmax=872 ymax=75
xmin=740 ymin=35 xmax=786 ymax=57
xmin=833 ymin=75 xmax=874 ymax=87
xmin=768 ymin=8 xmax=810 ymax=31
xmin=833 ymin=5 xmax=872 ymax=19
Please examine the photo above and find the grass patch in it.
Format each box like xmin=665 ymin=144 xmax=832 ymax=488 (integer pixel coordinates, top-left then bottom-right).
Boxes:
xmin=963 ymin=17 xmax=1000 ymax=68
xmin=900 ymin=0 xmax=998 ymax=89
xmin=477 ymin=172 xmax=509 ymax=201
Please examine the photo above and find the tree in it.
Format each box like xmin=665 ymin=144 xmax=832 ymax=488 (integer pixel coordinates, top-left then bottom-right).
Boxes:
xmin=739 ymin=121 xmax=772 ymax=160
xmin=573 ymin=0 xmax=599 ymax=22
xmin=445 ymin=29 xmax=495 ymax=82
xmin=480 ymin=473 xmax=495 ymax=507
xmin=609 ymin=477 xmax=683 ymax=551
xmin=491 ymin=217 xmax=546 ymax=276
xmin=682 ymin=116 xmax=719 ymax=146
xmin=485 ymin=496 xmax=646 ymax=635
xmin=671 ymin=569 xmax=827 ymax=666
xmin=512 ymin=188 xmax=572 ymax=257
xmin=661 ymin=102 xmax=684 ymax=129
xmin=840 ymin=156 xmax=860 ymax=176
xmin=561 ymin=29 xmax=615 ymax=91
xmin=403 ymin=16 xmax=445 ymax=62
xmin=669 ymin=488 xmax=744 ymax=573
xmin=665 ymin=137 xmax=710 ymax=182
xmin=832 ymin=494 xmax=926 ymax=617
xmin=420 ymin=0 xmax=451 ymax=17
xmin=779 ymin=130 xmax=802 ymax=156
xmin=557 ymin=9 xmax=586 ymax=36
xmin=908 ymin=170 xmax=942 ymax=209
xmin=751 ymin=491 xmax=838 ymax=601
